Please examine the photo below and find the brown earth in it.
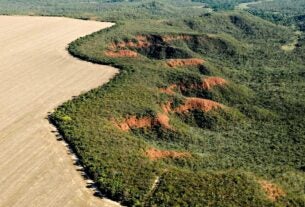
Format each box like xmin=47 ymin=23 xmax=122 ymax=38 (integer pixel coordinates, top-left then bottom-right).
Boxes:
xmin=108 ymin=35 xmax=151 ymax=50
xmin=0 ymin=16 xmax=120 ymax=207
xmin=166 ymin=58 xmax=205 ymax=67
xmin=259 ymin=180 xmax=285 ymax=201
xmin=105 ymin=50 xmax=138 ymax=58
xmin=162 ymin=35 xmax=192 ymax=42
xmin=202 ymin=76 xmax=227 ymax=90
xmin=159 ymin=81 xmax=200 ymax=95
xmin=145 ymin=148 xmax=191 ymax=160
xmin=117 ymin=116 xmax=153 ymax=131
xmin=161 ymin=97 xmax=222 ymax=115
xmin=108 ymin=34 xmax=192 ymax=51
xmin=116 ymin=113 xmax=171 ymax=131
xmin=161 ymin=101 xmax=173 ymax=114
xmin=159 ymin=84 xmax=177 ymax=95
xmin=175 ymin=98 xmax=223 ymax=113
xmin=156 ymin=113 xmax=171 ymax=129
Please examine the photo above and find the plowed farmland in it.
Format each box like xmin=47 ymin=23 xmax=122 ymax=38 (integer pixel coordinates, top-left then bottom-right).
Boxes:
xmin=0 ymin=16 xmax=119 ymax=207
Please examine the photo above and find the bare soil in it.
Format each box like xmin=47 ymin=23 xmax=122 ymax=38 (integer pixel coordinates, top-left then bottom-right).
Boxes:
xmin=259 ymin=180 xmax=285 ymax=201
xmin=104 ymin=50 xmax=138 ymax=58
xmin=159 ymin=84 xmax=177 ymax=95
xmin=166 ymin=58 xmax=205 ymax=67
xmin=108 ymin=35 xmax=151 ymax=49
xmin=202 ymin=77 xmax=227 ymax=90
xmin=0 ymin=16 xmax=120 ymax=207
xmin=175 ymin=98 xmax=223 ymax=113
xmin=115 ymin=113 xmax=171 ymax=131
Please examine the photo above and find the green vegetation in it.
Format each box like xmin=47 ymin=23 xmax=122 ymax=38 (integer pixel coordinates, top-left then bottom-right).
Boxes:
xmin=147 ymin=171 xmax=274 ymax=207
xmin=2 ymin=0 xmax=305 ymax=206
xmin=0 ymin=0 xmax=212 ymax=21
xmin=246 ymin=0 xmax=305 ymax=31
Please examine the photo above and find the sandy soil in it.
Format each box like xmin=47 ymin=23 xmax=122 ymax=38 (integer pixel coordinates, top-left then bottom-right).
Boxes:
xmin=0 ymin=16 xmax=120 ymax=207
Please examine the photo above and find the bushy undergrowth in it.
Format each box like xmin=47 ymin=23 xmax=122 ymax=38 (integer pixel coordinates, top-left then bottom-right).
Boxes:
xmin=147 ymin=170 xmax=274 ymax=207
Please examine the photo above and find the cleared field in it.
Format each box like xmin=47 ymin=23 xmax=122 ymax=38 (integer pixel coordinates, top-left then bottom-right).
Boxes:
xmin=235 ymin=0 xmax=274 ymax=10
xmin=0 ymin=16 xmax=119 ymax=207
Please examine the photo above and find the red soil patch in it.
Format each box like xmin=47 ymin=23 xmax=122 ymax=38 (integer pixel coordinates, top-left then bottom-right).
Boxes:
xmin=202 ymin=76 xmax=227 ymax=90
xmin=162 ymin=35 xmax=192 ymax=42
xmin=166 ymin=58 xmax=205 ymax=67
xmin=116 ymin=116 xmax=152 ymax=131
xmin=135 ymin=35 xmax=151 ymax=48
xmin=108 ymin=35 xmax=151 ymax=50
xmin=259 ymin=180 xmax=285 ymax=201
xmin=145 ymin=147 xmax=191 ymax=160
xmin=159 ymin=84 xmax=177 ymax=95
xmin=155 ymin=113 xmax=171 ymax=129
xmin=179 ymin=83 xmax=198 ymax=92
xmin=175 ymin=98 xmax=223 ymax=113
xmin=115 ymin=113 xmax=171 ymax=131
xmin=109 ymin=34 xmax=192 ymax=50
xmin=104 ymin=50 xmax=138 ymax=58
xmin=159 ymin=77 xmax=227 ymax=97
xmin=161 ymin=101 xmax=173 ymax=114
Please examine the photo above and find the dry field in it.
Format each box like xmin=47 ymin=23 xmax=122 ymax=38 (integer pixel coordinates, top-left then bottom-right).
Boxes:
xmin=0 ymin=16 xmax=120 ymax=207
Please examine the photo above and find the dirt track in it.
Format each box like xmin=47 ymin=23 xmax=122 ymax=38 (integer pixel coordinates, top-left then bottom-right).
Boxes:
xmin=0 ymin=16 xmax=120 ymax=207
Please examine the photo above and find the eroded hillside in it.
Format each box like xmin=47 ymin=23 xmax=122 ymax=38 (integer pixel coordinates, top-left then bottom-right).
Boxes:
xmin=51 ymin=13 xmax=305 ymax=206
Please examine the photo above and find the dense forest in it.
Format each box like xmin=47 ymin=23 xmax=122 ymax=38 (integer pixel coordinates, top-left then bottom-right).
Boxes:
xmin=247 ymin=0 xmax=305 ymax=31
xmin=1 ymin=0 xmax=305 ymax=206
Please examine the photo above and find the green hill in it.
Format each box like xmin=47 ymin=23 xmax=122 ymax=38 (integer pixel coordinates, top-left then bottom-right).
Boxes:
xmin=51 ymin=13 xmax=305 ymax=206
xmin=1 ymin=0 xmax=305 ymax=206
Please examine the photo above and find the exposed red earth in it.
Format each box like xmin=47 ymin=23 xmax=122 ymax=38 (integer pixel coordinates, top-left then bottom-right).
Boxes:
xmin=202 ymin=76 xmax=227 ymax=90
xmin=109 ymin=35 xmax=151 ymax=49
xmin=114 ymin=113 xmax=171 ymax=131
xmin=105 ymin=50 xmax=138 ymax=58
xmin=259 ymin=180 xmax=285 ymax=202
xmin=159 ymin=76 xmax=227 ymax=95
xmin=174 ymin=98 xmax=223 ymax=113
xmin=166 ymin=58 xmax=205 ymax=67
xmin=159 ymin=84 xmax=178 ymax=95
xmin=161 ymin=35 xmax=192 ymax=42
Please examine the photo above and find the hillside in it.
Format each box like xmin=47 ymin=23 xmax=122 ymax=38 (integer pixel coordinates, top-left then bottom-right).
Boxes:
xmin=51 ymin=13 xmax=305 ymax=207
xmin=1 ymin=0 xmax=305 ymax=206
